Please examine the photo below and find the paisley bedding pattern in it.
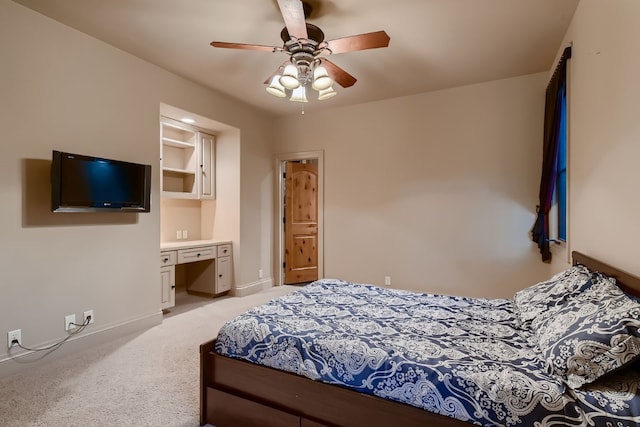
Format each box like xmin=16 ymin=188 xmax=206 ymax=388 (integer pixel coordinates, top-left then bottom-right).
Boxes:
xmin=214 ymin=279 xmax=640 ymax=426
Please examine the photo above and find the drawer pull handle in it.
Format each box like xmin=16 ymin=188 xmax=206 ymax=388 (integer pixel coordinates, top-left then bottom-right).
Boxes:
xmin=223 ymin=249 xmax=228 ymax=254
xmin=163 ymin=257 xmax=169 ymax=262
xmin=219 ymin=274 xmax=223 ymax=278
xmin=196 ymin=253 xmax=201 ymax=257
xmin=171 ymin=285 xmax=176 ymax=289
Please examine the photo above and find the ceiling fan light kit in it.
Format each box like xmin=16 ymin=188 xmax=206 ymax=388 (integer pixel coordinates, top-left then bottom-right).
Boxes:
xmin=311 ymin=65 xmax=332 ymax=91
xmin=270 ymin=61 xmax=335 ymax=101
xmin=289 ymin=85 xmax=309 ymax=103
xmin=210 ymin=0 xmax=390 ymax=106
xmin=317 ymin=86 xmax=337 ymax=100
xmin=279 ymin=64 xmax=302 ymax=89
xmin=266 ymin=75 xmax=287 ymax=97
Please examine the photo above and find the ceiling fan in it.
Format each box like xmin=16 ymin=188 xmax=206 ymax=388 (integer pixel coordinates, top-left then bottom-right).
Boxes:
xmin=210 ymin=0 xmax=390 ymax=102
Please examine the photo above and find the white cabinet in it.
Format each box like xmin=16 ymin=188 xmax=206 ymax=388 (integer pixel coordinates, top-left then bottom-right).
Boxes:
xmin=216 ymin=256 xmax=232 ymax=294
xmin=160 ymin=251 xmax=177 ymax=310
xmin=160 ymin=118 xmax=215 ymax=199
xmin=159 ymin=241 xmax=233 ymax=309
xmin=216 ymin=244 xmax=232 ymax=294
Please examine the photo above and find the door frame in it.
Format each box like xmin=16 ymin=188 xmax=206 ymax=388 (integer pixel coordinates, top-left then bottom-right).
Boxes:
xmin=275 ymin=150 xmax=324 ymax=286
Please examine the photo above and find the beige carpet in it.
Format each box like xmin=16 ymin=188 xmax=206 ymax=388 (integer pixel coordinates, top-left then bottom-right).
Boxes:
xmin=0 ymin=286 xmax=298 ymax=427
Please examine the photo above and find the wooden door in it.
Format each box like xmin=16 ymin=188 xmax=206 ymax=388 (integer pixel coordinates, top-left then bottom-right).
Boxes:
xmin=285 ymin=162 xmax=318 ymax=284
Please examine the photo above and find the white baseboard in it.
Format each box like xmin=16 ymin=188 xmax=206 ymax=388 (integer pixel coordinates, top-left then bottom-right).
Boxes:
xmin=0 ymin=311 xmax=162 ymax=379
xmin=231 ymin=278 xmax=273 ymax=297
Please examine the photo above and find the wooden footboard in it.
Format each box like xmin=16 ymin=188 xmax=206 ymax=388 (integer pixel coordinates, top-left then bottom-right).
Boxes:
xmin=200 ymin=339 xmax=470 ymax=427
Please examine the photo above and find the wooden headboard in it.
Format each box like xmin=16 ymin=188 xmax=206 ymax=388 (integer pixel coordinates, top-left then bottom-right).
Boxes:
xmin=572 ymin=251 xmax=640 ymax=297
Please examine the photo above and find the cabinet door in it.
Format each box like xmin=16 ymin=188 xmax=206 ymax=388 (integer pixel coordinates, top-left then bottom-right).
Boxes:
xmin=199 ymin=132 xmax=215 ymax=200
xmin=216 ymin=256 xmax=232 ymax=294
xmin=160 ymin=265 xmax=175 ymax=309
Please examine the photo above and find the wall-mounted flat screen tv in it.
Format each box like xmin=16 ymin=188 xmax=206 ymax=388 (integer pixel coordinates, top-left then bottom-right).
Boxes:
xmin=51 ymin=150 xmax=151 ymax=213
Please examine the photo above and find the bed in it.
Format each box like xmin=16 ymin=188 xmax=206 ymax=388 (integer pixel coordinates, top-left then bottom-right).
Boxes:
xmin=200 ymin=251 xmax=640 ymax=426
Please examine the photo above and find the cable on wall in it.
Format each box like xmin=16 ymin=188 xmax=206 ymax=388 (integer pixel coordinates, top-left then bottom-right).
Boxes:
xmin=10 ymin=316 xmax=92 ymax=353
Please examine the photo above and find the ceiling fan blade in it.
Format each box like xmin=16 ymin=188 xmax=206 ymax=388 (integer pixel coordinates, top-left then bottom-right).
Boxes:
xmin=322 ymin=59 xmax=357 ymax=88
xmin=324 ymin=31 xmax=390 ymax=54
xmin=277 ymin=0 xmax=308 ymax=40
xmin=210 ymin=41 xmax=282 ymax=53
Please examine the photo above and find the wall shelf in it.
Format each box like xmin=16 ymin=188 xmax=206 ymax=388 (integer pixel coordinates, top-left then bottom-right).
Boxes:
xmin=162 ymin=137 xmax=195 ymax=149
xmin=162 ymin=166 xmax=196 ymax=175
xmin=160 ymin=117 xmax=215 ymax=200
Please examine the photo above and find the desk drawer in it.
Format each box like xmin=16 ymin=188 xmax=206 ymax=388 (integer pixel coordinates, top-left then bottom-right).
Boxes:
xmin=160 ymin=251 xmax=177 ymax=266
xmin=178 ymin=246 xmax=215 ymax=264
xmin=217 ymin=244 xmax=232 ymax=257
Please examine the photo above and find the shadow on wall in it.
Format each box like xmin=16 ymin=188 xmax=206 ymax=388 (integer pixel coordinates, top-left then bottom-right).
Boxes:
xmin=21 ymin=158 xmax=138 ymax=227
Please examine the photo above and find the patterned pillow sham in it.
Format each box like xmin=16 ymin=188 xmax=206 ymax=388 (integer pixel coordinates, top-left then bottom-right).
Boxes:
xmin=532 ymin=273 xmax=640 ymax=389
xmin=513 ymin=265 xmax=593 ymax=324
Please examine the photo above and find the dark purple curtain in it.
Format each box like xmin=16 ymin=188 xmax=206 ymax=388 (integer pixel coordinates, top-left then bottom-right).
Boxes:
xmin=531 ymin=46 xmax=572 ymax=262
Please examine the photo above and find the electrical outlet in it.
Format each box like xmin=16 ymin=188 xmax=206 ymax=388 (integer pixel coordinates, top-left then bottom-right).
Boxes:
xmin=182 ymin=230 xmax=188 ymax=239
xmin=259 ymin=269 xmax=264 ymax=279
xmin=384 ymin=276 xmax=392 ymax=286
xmin=7 ymin=329 xmax=21 ymax=349
xmin=65 ymin=314 xmax=76 ymax=331
xmin=176 ymin=230 xmax=182 ymax=240
xmin=83 ymin=310 xmax=94 ymax=325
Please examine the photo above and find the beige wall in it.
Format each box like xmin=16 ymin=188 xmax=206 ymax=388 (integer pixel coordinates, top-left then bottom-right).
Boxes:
xmin=161 ymin=199 xmax=202 ymax=242
xmin=549 ymin=0 xmax=640 ymax=276
xmin=0 ymin=0 xmax=274 ymax=367
xmin=274 ymin=74 xmax=551 ymax=298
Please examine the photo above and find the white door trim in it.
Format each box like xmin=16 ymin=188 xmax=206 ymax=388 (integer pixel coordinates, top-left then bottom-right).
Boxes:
xmin=275 ymin=150 xmax=324 ymax=286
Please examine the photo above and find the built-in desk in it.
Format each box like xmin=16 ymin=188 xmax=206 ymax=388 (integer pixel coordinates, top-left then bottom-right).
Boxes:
xmin=160 ymin=240 xmax=232 ymax=310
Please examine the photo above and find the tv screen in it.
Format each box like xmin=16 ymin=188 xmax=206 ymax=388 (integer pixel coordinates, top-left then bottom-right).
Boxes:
xmin=51 ymin=150 xmax=151 ymax=212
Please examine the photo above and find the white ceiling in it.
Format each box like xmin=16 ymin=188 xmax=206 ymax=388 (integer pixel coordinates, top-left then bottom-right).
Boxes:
xmin=13 ymin=0 xmax=579 ymax=117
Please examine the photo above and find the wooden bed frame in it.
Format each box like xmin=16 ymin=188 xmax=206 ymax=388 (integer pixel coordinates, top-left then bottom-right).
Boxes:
xmin=200 ymin=251 xmax=640 ymax=427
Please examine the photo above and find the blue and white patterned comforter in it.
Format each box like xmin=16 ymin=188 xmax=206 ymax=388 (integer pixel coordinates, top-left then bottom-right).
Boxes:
xmin=214 ymin=279 xmax=640 ymax=426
